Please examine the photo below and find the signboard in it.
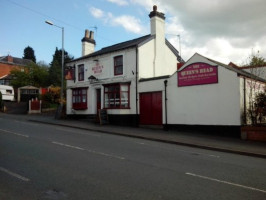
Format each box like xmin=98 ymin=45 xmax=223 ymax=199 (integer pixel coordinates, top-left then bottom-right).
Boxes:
xmin=98 ymin=109 xmax=109 ymax=125
xmin=178 ymin=63 xmax=218 ymax=87
xmin=92 ymin=63 xmax=103 ymax=74
xmin=65 ymin=66 xmax=75 ymax=80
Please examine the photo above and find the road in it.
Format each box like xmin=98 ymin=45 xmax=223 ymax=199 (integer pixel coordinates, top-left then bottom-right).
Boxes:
xmin=0 ymin=115 xmax=266 ymax=200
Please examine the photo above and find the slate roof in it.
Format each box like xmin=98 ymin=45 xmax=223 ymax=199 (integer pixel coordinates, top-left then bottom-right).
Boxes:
xmin=69 ymin=34 xmax=183 ymax=62
xmin=205 ymin=55 xmax=266 ymax=83
xmin=0 ymin=56 xmax=32 ymax=66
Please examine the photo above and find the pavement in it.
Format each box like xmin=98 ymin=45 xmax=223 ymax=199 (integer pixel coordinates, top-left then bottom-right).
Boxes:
xmin=2 ymin=113 xmax=266 ymax=159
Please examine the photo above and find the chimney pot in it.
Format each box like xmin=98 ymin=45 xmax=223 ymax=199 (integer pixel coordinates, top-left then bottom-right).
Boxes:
xmin=85 ymin=29 xmax=89 ymax=38
xmin=90 ymin=31 xmax=94 ymax=40
xmin=7 ymin=55 xmax=13 ymax=63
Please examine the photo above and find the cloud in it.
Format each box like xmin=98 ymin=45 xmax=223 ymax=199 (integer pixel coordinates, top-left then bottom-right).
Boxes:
xmin=131 ymin=0 xmax=266 ymax=63
xmin=89 ymin=6 xmax=146 ymax=34
xmin=89 ymin=7 xmax=104 ymax=18
xmin=112 ymin=15 xmax=145 ymax=34
xmin=107 ymin=0 xmax=128 ymax=6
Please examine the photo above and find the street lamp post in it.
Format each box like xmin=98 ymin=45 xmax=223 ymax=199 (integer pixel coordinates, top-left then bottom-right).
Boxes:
xmin=45 ymin=20 xmax=64 ymax=118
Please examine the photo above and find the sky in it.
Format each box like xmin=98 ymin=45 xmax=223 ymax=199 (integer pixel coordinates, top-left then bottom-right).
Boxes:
xmin=1 ymin=0 xmax=266 ymax=66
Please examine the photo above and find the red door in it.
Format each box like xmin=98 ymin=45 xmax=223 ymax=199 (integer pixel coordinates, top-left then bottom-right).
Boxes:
xmin=139 ymin=92 xmax=162 ymax=125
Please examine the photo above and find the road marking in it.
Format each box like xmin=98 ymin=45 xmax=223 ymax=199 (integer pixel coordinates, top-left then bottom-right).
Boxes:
xmin=179 ymin=149 xmax=220 ymax=158
xmin=186 ymin=172 xmax=266 ymax=194
xmin=0 ymin=167 xmax=30 ymax=182
xmin=136 ymin=142 xmax=220 ymax=158
xmin=0 ymin=128 xmax=29 ymax=138
xmin=56 ymin=127 xmax=101 ymax=137
xmin=52 ymin=141 xmax=125 ymax=160
xmin=14 ymin=120 xmax=37 ymax=126
xmin=52 ymin=141 xmax=85 ymax=151
xmin=86 ymin=149 xmax=125 ymax=160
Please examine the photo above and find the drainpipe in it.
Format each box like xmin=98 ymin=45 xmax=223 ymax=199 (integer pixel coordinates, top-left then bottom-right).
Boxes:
xmin=135 ymin=47 xmax=139 ymax=127
xmin=243 ymin=77 xmax=247 ymax=124
xmin=164 ymin=80 xmax=168 ymax=131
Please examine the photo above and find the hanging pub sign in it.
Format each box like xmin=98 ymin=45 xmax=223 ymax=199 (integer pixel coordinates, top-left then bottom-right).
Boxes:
xmin=178 ymin=62 xmax=218 ymax=87
xmin=65 ymin=65 xmax=75 ymax=80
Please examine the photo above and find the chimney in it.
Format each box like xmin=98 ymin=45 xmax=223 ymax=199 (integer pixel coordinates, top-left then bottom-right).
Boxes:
xmin=7 ymin=55 xmax=13 ymax=63
xmin=149 ymin=5 xmax=166 ymax=77
xmin=81 ymin=29 xmax=96 ymax=56
xmin=149 ymin=5 xmax=165 ymax=37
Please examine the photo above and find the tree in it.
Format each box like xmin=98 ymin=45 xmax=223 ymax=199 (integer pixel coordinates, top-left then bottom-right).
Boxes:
xmin=242 ymin=51 xmax=266 ymax=125
xmin=10 ymin=62 xmax=49 ymax=88
xmin=254 ymin=89 xmax=266 ymax=123
xmin=49 ymin=47 xmax=73 ymax=86
xmin=23 ymin=46 xmax=36 ymax=63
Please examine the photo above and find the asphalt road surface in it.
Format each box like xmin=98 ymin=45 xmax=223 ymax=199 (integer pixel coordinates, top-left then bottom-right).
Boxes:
xmin=1 ymin=115 xmax=266 ymax=200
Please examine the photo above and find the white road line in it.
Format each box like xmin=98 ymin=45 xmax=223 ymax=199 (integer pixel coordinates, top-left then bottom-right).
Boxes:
xmin=137 ymin=142 xmax=220 ymax=158
xmin=186 ymin=172 xmax=266 ymax=194
xmin=14 ymin=120 xmax=37 ymax=126
xmin=0 ymin=128 xmax=29 ymax=138
xmin=52 ymin=141 xmax=85 ymax=151
xmin=86 ymin=149 xmax=125 ymax=160
xmin=56 ymin=127 xmax=101 ymax=137
xmin=179 ymin=149 xmax=220 ymax=158
xmin=52 ymin=141 xmax=125 ymax=160
xmin=0 ymin=167 xmax=30 ymax=182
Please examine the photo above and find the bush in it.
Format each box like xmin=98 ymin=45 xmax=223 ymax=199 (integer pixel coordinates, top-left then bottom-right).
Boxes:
xmin=41 ymin=86 xmax=61 ymax=104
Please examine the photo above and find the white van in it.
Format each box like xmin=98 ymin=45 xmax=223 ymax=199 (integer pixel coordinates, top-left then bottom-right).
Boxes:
xmin=0 ymin=85 xmax=15 ymax=101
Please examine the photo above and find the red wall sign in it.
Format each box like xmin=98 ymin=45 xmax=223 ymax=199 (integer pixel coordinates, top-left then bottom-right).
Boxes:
xmin=92 ymin=63 xmax=103 ymax=74
xmin=178 ymin=63 xmax=218 ymax=87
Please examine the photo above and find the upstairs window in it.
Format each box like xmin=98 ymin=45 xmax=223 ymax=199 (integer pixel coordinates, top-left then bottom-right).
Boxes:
xmin=78 ymin=64 xmax=84 ymax=81
xmin=104 ymin=83 xmax=130 ymax=109
xmin=72 ymin=88 xmax=87 ymax=110
xmin=114 ymin=56 xmax=123 ymax=76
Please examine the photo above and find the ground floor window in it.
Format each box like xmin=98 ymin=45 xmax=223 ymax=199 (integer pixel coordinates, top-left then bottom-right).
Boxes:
xmin=72 ymin=87 xmax=87 ymax=110
xmin=104 ymin=83 xmax=130 ymax=109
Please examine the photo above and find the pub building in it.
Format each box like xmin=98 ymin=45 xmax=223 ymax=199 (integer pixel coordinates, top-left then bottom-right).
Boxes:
xmin=65 ymin=6 xmax=265 ymax=135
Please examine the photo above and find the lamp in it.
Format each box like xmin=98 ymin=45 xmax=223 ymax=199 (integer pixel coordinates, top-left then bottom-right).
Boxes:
xmin=88 ymin=75 xmax=97 ymax=84
xmin=45 ymin=20 xmax=64 ymax=118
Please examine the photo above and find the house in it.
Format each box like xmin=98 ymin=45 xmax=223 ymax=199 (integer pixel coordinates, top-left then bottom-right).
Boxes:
xmin=228 ymin=62 xmax=266 ymax=80
xmin=139 ymin=53 xmax=265 ymax=133
xmin=66 ymin=5 xmax=265 ymax=133
xmin=66 ymin=5 xmax=183 ymax=126
xmin=0 ymin=55 xmax=32 ymax=85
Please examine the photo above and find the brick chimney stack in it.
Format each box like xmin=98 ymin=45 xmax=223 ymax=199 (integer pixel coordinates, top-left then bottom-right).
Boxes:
xmin=81 ymin=29 xmax=96 ymax=56
xmin=7 ymin=55 xmax=13 ymax=63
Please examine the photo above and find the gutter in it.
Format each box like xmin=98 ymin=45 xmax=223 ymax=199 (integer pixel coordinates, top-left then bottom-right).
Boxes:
xmin=135 ymin=47 xmax=139 ymax=127
xmin=164 ymin=80 xmax=168 ymax=130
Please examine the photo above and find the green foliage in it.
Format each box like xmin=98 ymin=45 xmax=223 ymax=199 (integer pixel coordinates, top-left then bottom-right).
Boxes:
xmin=245 ymin=50 xmax=266 ymax=67
xmin=255 ymin=90 xmax=266 ymax=116
xmin=49 ymin=47 xmax=73 ymax=86
xmin=23 ymin=46 xmax=36 ymax=63
xmin=10 ymin=62 xmax=49 ymax=88
xmin=41 ymin=86 xmax=61 ymax=104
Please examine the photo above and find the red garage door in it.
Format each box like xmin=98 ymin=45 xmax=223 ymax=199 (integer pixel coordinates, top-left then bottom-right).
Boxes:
xmin=139 ymin=92 xmax=162 ymax=125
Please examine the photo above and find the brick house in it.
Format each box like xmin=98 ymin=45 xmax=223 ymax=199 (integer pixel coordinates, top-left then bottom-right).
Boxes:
xmin=0 ymin=55 xmax=32 ymax=85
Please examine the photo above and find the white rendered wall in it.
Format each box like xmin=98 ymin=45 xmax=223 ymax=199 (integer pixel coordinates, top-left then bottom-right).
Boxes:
xmin=82 ymin=42 xmax=94 ymax=56
xmin=138 ymin=39 xmax=178 ymax=79
xmin=66 ymin=48 xmax=137 ymax=115
xmin=166 ymin=55 xmax=241 ymax=126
